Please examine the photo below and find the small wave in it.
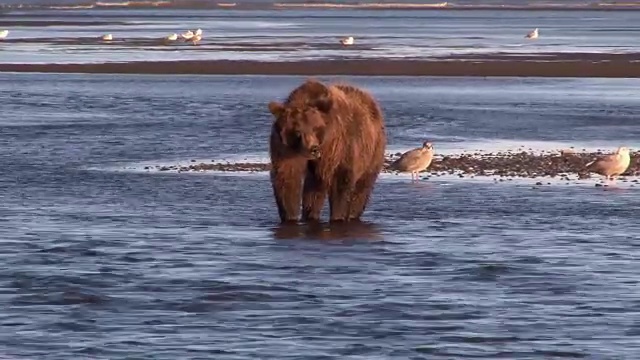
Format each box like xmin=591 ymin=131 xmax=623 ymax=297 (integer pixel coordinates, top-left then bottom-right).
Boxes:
xmin=49 ymin=5 xmax=96 ymax=9
xmin=40 ymin=0 xmax=173 ymax=8
xmin=1 ymin=0 xmax=172 ymax=10
xmin=95 ymin=1 xmax=171 ymax=6
xmin=273 ymin=2 xmax=449 ymax=9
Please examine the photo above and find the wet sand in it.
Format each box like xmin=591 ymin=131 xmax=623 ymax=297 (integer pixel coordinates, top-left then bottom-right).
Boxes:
xmin=0 ymin=54 xmax=639 ymax=77
xmin=148 ymin=151 xmax=640 ymax=180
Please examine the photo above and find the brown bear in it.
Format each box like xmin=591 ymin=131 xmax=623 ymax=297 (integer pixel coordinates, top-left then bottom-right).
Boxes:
xmin=267 ymin=79 xmax=387 ymax=223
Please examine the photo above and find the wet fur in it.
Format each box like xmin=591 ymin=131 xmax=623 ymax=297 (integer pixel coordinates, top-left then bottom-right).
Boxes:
xmin=269 ymin=79 xmax=387 ymax=223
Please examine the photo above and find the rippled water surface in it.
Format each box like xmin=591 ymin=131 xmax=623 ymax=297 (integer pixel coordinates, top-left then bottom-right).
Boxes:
xmin=1 ymin=8 xmax=639 ymax=63
xmin=1 ymin=73 xmax=640 ymax=359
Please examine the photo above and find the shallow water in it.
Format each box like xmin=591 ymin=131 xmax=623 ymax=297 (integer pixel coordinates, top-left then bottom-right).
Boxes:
xmin=1 ymin=73 xmax=640 ymax=359
xmin=1 ymin=8 xmax=639 ymax=63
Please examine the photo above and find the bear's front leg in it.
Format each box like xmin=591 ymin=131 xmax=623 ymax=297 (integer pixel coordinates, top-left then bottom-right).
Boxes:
xmin=348 ymin=171 xmax=380 ymax=221
xmin=301 ymin=163 xmax=327 ymax=222
xmin=328 ymin=167 xmax=355 ymax=222
xmin=271 ymin=158 xmax=306 ymax=223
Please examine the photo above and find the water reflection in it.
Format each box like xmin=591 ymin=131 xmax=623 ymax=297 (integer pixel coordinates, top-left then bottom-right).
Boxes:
xmin=271 ymin=221 xmax=384 ymax=242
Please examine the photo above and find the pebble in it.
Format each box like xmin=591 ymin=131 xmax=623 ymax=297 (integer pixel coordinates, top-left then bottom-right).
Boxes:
xmin=152 ymin=150 xmax=640 ymax=179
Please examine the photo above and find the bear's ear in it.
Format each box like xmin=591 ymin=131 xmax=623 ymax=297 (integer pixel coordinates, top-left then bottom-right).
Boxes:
xmin=311 ymin=96 xmax=333 ymax=113
xmin=303 ymin=79 xmax=329 ymax=97
xmin=268 ymin=101 xmax=285 ymax=118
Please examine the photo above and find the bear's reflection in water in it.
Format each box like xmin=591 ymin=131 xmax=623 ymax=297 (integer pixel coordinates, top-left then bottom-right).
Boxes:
xmin=272 ymin=221 xmax=383 ymax=241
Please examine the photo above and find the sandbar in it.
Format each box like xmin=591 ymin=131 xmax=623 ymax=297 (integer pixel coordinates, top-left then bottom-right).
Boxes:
xmin=0 ymin=54 xmax=639 ymax=78
xmin=149 ymin=150 xmax=640 ymax=180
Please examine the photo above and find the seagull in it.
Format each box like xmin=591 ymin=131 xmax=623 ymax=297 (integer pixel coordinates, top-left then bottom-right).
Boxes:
xmin=525 ymin=28 xmax=539 ymax=39
xmin=186 ymin=29 xmax=203 ymax=44
xmin=0 ymin=30 xmax=9 ymax=40
xmin=388 ymin=141 xmax=435 ymax=182
xmin=165 ymin=33 xmax=178 ymax=41
xmin=101 ymin=33 xmax=113 ymax=41
xmin=181 ymin=30 xmax=194 ymax=40
xmin=586 ymin=146 xmax=631 ymax=184
xmin=340 ymin=36 xmax=354 ymax=46
xmin=188 ymin=34 xmax=202 ymax=46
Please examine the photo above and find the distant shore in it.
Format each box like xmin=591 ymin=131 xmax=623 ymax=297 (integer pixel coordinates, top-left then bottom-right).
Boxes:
xmin=1 ymin=54 xmax=639 ymax=78
xmin=4 ymin=2 xmax=640 ymax=11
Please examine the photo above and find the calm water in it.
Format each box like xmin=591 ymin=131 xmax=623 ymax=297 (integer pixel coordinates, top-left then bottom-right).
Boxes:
xmin=1 ymin=73 xmax=640 ymax=359
xmin=1 ymin=8 xmax=639 ymax=63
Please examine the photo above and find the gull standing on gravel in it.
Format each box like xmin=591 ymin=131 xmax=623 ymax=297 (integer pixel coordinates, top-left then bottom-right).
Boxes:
xmin=525 ymin=28 xmax=539 ymax=39
xmin=165 ymin=33 xmax=178 ymax=41
xmin=389 ymin=141 xmax=435 ymax=182
xmin=586 ymin=146 xmax=631 ymax=184
xmin=0 ymin=30 xmax=9 ymax=40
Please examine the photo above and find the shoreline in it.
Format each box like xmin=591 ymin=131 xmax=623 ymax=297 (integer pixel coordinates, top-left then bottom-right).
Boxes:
xmin=1 ymin=56 xmax=639 ymax=77
xmin=144 ymin=150 xmax=640 ymax=180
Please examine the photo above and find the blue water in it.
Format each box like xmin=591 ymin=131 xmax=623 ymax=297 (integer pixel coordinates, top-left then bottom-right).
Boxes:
xmin=1 ymin=8 xmax=639 ymax=63
xmin=1 ymin=73 xmax=640 ymax=359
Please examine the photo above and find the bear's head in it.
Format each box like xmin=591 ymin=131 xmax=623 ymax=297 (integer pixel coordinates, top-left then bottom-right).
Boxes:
xmin=268 ymin=81 xmax=334 ymax=160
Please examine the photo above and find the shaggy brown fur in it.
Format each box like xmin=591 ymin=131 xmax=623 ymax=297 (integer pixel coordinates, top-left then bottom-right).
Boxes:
xmin=268 ymin=79 xmax=387 ymax=223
